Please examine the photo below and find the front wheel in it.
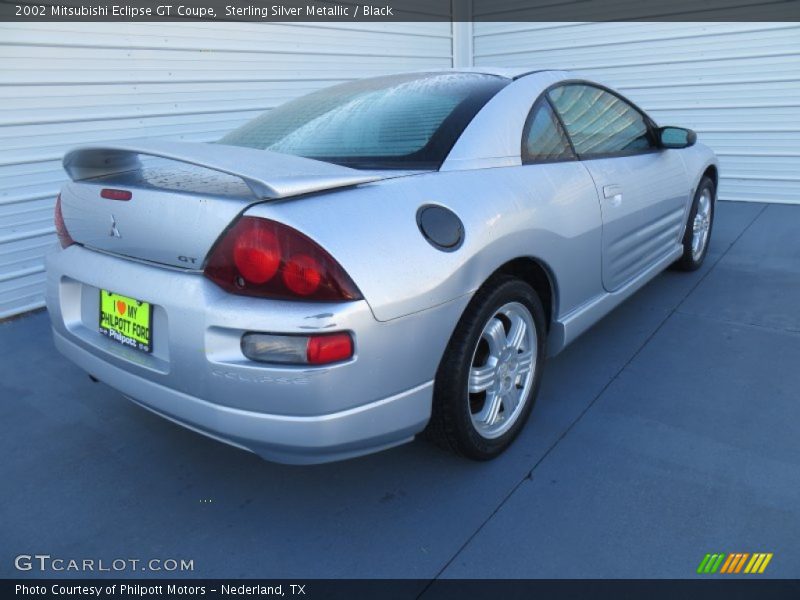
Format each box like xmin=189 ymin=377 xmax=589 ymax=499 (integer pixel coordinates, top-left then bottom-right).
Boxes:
xmin=674 ymin=175 xmax=715 ymax=271
xmin=425 ymin=276 xmax=547 ymax=460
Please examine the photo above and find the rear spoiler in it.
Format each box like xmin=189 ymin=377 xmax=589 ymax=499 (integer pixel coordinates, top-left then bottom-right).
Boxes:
xmin=62 ymin=140 xmax=382 ymax=199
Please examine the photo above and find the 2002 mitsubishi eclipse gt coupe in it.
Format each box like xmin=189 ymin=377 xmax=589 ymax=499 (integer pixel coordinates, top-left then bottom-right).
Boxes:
xmin=46 ymin=69 xmax=718 ymax=464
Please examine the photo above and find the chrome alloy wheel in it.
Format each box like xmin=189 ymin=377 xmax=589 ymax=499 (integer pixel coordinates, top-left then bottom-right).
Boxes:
xmin=467 ymin=301 xmax=537 ymax=439
xmin=692 ymin=188 xmax=712 ymax=261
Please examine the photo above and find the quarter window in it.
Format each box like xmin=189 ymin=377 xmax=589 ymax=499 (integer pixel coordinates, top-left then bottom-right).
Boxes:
xmin=522 ymin=101 xmax=575 ymax=163
xmin=548 ymin=84 xmax=655 ymax=157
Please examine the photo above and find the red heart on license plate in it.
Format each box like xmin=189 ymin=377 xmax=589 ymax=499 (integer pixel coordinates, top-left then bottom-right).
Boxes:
xmin=116 ymin=300 xmax=126 ymax=315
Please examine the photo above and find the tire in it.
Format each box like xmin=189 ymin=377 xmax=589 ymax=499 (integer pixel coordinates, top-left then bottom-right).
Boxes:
xmin=674 ymin=176 xmax=715 ymax=271
xmin=425 ymin=275 xmax=547 ymax=460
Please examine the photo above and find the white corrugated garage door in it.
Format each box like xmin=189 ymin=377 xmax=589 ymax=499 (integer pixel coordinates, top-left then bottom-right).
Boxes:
xmin=2 ymin=20 xmax=799 ymax=320
xmin=0 ymin=22 xmax=453 ymax=319
xmin=473 ymin=22 xmax=800 ymax=205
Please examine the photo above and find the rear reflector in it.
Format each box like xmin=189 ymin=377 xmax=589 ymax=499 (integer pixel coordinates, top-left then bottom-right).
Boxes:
xmin=100 ymin=188 xmax=132 ymax=201
xmin=241 ymin=332 xmax=354 ymax=365
xmin=307 ymin=333 xmax=353 ymax=365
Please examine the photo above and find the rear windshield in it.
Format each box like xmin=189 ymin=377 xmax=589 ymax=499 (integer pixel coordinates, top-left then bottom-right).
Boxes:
xmin=218 ymin=72 xmax=508 ymax=170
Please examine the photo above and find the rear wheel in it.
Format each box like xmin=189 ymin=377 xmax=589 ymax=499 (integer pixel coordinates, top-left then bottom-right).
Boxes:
xmin=426 ymin=276 xmax=546 ymax=460
xmin=674 ymin=176 xmax=715 ymax=271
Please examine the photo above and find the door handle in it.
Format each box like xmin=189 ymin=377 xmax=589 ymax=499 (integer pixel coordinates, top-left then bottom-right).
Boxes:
xmin=603 ymin=184 xmax=623 ymax=206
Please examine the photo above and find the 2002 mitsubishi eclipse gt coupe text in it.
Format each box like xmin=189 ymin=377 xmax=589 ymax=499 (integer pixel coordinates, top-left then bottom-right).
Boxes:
xmin=46 ymin=69 xmax=718 ymax=464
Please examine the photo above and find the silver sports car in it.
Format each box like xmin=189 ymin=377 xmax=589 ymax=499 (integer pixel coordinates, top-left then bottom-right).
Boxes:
xmin=46 ymin=68 xmax=718 ymax=464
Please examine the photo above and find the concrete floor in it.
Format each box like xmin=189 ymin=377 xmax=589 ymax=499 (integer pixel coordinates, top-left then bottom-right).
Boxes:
xmin=2 ymin=201 xmax=798 ymax=581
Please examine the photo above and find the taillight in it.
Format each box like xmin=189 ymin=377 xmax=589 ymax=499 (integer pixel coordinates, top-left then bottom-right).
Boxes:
xmin=204 ymin=217 xmax=361 ymax=302
xmin=54 ymin=194 xmax=75 ymax=249
xmin=232 ymin=222 xmax=280 ymax=284
xmin=241 ymin=332 xmax=354 ymax=365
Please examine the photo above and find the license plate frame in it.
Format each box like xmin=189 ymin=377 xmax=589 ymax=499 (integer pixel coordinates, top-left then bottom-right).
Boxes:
xmin=99 ymin=290 xmax=153 ymax=354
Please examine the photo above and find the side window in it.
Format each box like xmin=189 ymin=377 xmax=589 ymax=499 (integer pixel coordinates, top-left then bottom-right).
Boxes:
xmin=548 ymin=84 xmax=655 ymax=157
xmin=522 ymin=100 xmax=576 ymax=163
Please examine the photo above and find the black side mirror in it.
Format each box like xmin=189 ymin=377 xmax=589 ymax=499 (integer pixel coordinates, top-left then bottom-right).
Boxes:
xmin=658 ymin=126 xmax=697 ymax=149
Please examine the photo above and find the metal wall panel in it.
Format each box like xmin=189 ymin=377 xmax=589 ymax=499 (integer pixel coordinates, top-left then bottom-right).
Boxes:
xmin=4 ymin=20 xmax=797 ymax=319
xmin=473 ymin=22 xmax=800 ymax=206
xmin=0 ymin=22 xmax=453 ymax=318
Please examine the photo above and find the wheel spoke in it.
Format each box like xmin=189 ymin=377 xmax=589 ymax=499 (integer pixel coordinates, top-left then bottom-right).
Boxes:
xmin=506 ymin=314 xmax=527 ymax=351
xmin=476 ymin=391 xmax=503 ymax=426
xmin=501 ymin=391 xmax=518 ymax=415
xmin=469 ymin=364 xmax=496 ymax=394
xmin=483 ymin=318 xmax=507 ymax=357
xmin=516 ymin=349 xmax=535 ymax=375
xmin=699 ymin=193 xmax=710 ymax=216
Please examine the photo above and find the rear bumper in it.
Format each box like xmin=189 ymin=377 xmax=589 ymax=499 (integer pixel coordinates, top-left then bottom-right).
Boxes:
xmin=46 ymin=245 xmax=469 ymax=464
xmin=54 ymin=328 xmax=431 ymax=464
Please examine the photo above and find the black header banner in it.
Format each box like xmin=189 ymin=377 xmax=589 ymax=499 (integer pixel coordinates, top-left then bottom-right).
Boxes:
xmin=2 ymin=0 xmax=800 ymax=22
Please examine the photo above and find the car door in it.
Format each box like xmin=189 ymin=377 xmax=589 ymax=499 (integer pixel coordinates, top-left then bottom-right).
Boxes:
xmin=548 ymin=83 xmax=690 ymax=292
xmin=518 ymin=97 xmax=604 ymax=313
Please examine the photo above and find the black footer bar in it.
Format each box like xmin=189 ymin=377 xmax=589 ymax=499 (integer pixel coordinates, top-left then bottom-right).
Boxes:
xmin=5 ymin=579 xmax=800 ymax=600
